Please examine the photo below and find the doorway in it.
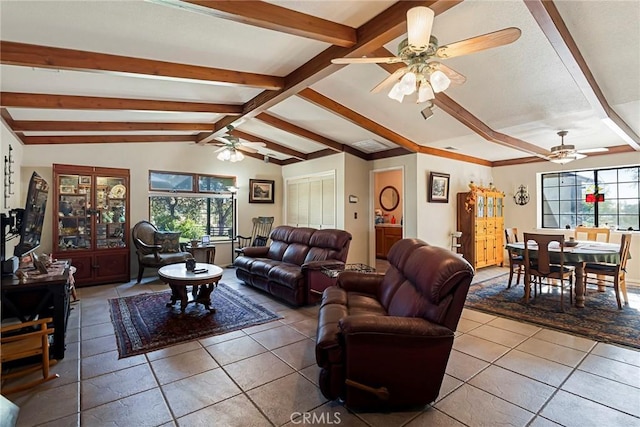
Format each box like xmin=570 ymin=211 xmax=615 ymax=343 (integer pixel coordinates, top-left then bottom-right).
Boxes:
xmin=371 ymin=168 xmax=404 ymax=266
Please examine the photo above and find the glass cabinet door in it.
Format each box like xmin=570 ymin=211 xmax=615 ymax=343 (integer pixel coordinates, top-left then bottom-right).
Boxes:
xmin=487 ymin=196 xmax=495 ymax=217
xmin=476 ymin=194 xmax=485 ymax=218
xmin=95 ymin=176 xmax=127 ymax=250
xmin=496 ymin=197 xmax=503 ymax=217
xmin=57 ymin=174 xmax=91 ymax=250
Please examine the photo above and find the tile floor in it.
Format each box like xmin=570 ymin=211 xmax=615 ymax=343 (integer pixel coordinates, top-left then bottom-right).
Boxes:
xmin=4 ymin=266 xmax=640 ymax=427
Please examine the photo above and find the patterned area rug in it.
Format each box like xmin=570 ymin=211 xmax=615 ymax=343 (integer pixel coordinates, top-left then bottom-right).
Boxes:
xmin=108 ymin=283 xmax=282 ymax=358
xmin=465 ymin=274 xmax=640 ymax=349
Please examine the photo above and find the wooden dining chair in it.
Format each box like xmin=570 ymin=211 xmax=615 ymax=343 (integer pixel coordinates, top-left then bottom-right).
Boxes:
xmin=1 ymin=317 xmax=59 ymax=394
xmin=584 ymin=234 xmax=632 ymax=309
xmin=523 ymin=233 xmax=575 ymax=311
xmin=574 ymin=226 xmax=610 ymax=242
xmin=504 ymin=227 xmax=524 ymax=287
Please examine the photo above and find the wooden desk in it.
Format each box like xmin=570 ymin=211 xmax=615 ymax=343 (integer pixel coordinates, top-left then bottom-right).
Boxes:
xmin=186 ymin=244 xmax=216 ymax=264
xmin=507 ymin=241 xmax=621 ymax=308
xmin=1 ymin=260 xmax=71 ymax=359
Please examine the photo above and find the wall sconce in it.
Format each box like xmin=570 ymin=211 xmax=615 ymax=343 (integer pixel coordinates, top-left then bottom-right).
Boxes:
xmin=513 ymin=184 xmax=530 ymax=206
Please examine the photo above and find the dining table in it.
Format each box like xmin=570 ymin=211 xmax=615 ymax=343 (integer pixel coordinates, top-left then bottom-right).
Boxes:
xmin=506 ymin=240 xmax=622 ymax=308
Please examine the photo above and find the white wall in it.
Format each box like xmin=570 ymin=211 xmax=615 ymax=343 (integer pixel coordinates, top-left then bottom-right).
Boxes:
xmin=20 ymin=141 xmax=282 ymax=271
xmin=343 ymin=154 xmax=370 ymax=264
xmin=493 ymin=152 xmax=640 ymax=283
xmin=1 ymin=123 xmax=25 ymax=258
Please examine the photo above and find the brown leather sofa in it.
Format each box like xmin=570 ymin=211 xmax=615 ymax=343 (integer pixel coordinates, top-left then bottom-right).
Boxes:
xmin=234 ymin=225 xmax=352 ymax=306
xmin=315 ymin=238 xmax=474 ymax=410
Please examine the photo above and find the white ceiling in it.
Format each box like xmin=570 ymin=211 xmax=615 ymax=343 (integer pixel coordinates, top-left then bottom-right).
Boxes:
xmin=1 ymin=0 xmax=638 ymax=165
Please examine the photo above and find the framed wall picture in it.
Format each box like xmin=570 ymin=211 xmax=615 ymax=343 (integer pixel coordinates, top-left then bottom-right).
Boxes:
xmin=428 ymin=172 xmax=450 ymax=203
xmin=249 ymin=179 xmax=275 ymax=204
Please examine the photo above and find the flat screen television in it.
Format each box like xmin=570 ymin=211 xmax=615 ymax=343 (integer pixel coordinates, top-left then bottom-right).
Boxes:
xmin=13 ymin=172 xmax=49 ymax=258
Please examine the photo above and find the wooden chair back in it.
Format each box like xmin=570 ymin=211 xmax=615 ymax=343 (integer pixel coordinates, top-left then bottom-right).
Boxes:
xmin=523 ymin=233 xmax=565 ymax=276
xmin=619 ymin=233 xmax=632 ymax=273
xmin=574 ymin=226 xmax=610 ymax=242
xmin=505 ymin=227 xmax=519 ymax=245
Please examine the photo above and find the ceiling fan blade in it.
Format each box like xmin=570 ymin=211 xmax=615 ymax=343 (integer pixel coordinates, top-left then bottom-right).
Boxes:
xmin=431 ymin=62 xmax=466 ymax=85
xmin=238 ymin=146 xmax=259 ymax=154
xmin=331 ymin=57 xmax=403 ymax=64
xmin=213 ymin=146 xmax=227 ymax=152
xmin=241 ymin=141 xmax=266 ymax=149
xmin=578 ymin=147 xmax=609 ymax=154
xmin=435 ymin=27 xmax=521 ymax=59
xmin=214 ymin=136 xmax=230 ymax=144
xmin=371 ymin=68 xmax=407 ymax=94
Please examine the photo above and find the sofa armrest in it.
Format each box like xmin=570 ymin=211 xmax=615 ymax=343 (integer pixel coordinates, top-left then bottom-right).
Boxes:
xmin=340 ymin=315 xmax=453 ymax=339
xmin=301 ymin=260 xmax=345 ymax=272
xmin=135 ymin=238 xmax=163 ymax=261
xmin=337 ymin=271 xmax=384 ymax=296
xmin=240 ymin=246 xmax=270 ymax=257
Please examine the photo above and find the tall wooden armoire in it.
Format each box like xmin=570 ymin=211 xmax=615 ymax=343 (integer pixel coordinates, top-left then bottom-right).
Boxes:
xmin=456 ymin=187 xmax=505 ymax=269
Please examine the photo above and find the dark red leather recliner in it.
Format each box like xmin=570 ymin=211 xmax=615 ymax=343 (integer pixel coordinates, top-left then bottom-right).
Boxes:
xmin=315 ymin=238 xmax=474 ymax=410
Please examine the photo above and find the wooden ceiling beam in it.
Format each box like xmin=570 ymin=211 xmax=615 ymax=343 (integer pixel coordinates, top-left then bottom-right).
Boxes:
xmin=11 ymin=120 xmax=214 ymax=132
xmin=199 ymin=0 xmax=461 ymax=142
xmin=0 ymin=92 xmax=243 ymax=114
xmin=373 ymin=47 xmax=549 ymax=157
xmin=524 ymin=0 xmax=640 ymax=151
xmin=256 ymin=112 xmax=343 ymax=152
xmin=21 ymin=135 xmax=196 ymax=144
xmin=299 ymin=88 xmax=491 ymax=166
xmin=232 ymin=129 xmax=308 ymax=160
xmin=0 ymin=41 xmax=283 ymax=90
xmin=0 ymin=108 xmax=26 ymax=144
xmin=174 ymin=0 xmax=357 ymax=47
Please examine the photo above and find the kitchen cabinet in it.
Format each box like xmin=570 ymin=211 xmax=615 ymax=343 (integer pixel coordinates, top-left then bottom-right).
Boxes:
xmin=375 ymin=225 xmax=402 ymax=259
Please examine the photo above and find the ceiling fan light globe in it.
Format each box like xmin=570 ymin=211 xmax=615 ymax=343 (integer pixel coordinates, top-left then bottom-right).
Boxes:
xmin=399 ymin=72 xmax=417 ymax=95
xmin=229 ymin=149 xmax=244 ymax=162
xmin=417 ymin=82 xmax=435 ymax=103
xmin=407 ymin=6 xmax=434 ymax=53
xmin=388 ymin=82 xmax=405 ymax=102
xmin=217 ymin=149 xmax=231 ymax=161
xmin=430 ymin=70 xmax=451 ymax=93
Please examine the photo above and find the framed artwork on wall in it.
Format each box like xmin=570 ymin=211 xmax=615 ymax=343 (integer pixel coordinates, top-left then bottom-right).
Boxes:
xmin=249 ymin=179 xmax=274 ymax=204
xmin=428 ymin=172 xmax=450 ymax=203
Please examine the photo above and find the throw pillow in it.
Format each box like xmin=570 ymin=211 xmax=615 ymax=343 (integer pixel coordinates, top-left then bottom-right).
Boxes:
xmin=154 ymin=231 xmax=181 ymax=253
xmin=253 ymin=235 xmax=268 ymax=247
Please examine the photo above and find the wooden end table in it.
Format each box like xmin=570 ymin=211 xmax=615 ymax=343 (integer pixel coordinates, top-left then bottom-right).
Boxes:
xmin=158 ymin=263 xmax=223 ymax=313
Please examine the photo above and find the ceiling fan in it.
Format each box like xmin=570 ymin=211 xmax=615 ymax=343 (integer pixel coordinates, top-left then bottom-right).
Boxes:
xmin=547 ymin=130 xmax=608 ymax=164
xmin=331 ymin=6 xmax=521 ymax=104
xmin=212 ymin=125 xmax=266 ymax=162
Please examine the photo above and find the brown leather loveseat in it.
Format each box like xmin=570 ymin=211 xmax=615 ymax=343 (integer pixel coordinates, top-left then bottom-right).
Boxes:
xmin=234 ymin=225 xmax=352 ymax=306
xmin=315 ymin=238 xmax=474 ymax=409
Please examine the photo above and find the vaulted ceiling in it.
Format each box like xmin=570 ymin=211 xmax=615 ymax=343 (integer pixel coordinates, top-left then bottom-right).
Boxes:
xmin=1 ymin=1 xmax=638 ymax=167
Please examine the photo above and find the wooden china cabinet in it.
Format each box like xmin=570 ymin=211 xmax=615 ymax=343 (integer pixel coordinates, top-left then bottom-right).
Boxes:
xmin=52 ymin=164 xmax=130 ymax=286
xmin=456 ymin=186 xmax=504 ymax=269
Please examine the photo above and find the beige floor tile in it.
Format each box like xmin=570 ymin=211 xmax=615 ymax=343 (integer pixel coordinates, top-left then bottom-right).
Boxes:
xmin=198 ymin=329 xmax=245 ymax=347
xmin=460 ymin=308 xmax=497 ymax=324
xmin=205 ymin=335 xmax=267 ymax=365
xmin=469 ymin=365 xmax=555 ymax=412
xmin=486 ymin=316 xmax=542 ymax=336
xmin=66 ymin=325 xmax=80 ymax=344
xmin=81 ymin=363 xmax=157 ymax=410
xmin=81 ymin=388 xmax=172 ymax=426
xmin=81 ymin=309 xmax=112 ymax=327
xmin=591 ymin=342 xmax=640 ymax=367
xmin=249 ymin=324 xmax=307 ymax=350
xmin=528 ymin=416 xmax=563 ymax=427
xmin=36 ymin=413 xmax=80 ymax=427
xmin=6 ymin=351 xmax=80 ymax=392
xmin=242 ymin=319 xmax=284 ymax=335
xmin=150 ymin=348 xmax=219 ymax=385
xmin=467 ymin=324 xmax=530 ymax=348
xmin=161 ymin=367 xmax=241 ymax=418
xmin=405 ymin=408 xmax=466 ymax=426
xmin=277 ymin=308 xmax=314 ymax=324
xmin=272 ymin=338 xmax=317 ymax=370
xmin=516 ymin=337 xmax=587 ymax=367
xmin=453 ymin=333 xmax=511 ymax=362
xmin=494 ymin=349 xmax=573 ymax=387
xmin=247 ymin=372 xmax=327 ymax=426
xmin=578 ymin=354 xmax=640 ymax=388
xmin=176 ymin=394 xmax=271 ymax=427
xmin=434 ymin=384 xmax=534 ymax=426
xmin=80 ymin=334 xmax=117 ymax=358
xmin=533 ymin=329 xmax=596 ymax=352
xmin=288 ymin=317 xmax=319 ymax=338
xmin=436 ymin=374 xmax=464 ymax=402
xmin=540 ymin=389 xmax=640 ymax=427
xmin=81 ymin=321 xmax=115 ymax=341
xmin=355 ymin=408 xmax=421 ymax=427
xmin=224 ymin=351 xmax=295 ymax=391
xmin=299 ymin=364 xmax=322 ymax=387
xmin=145 ymin=340 xmax=202 ymax=361
xmin=11 ymin=382 xmax=79 ymax=427
xmin=286 ymin=400 xmax=367 ymax=426
xmin=445 ymin=349 xmax=490 ymax=382
xmin=561 ymin=370 xmax=640 ymax=417
xmin=455 ymin=317 xmax=482 ymax=333
xmin=81 ymin=349 xmax=146 ymax=379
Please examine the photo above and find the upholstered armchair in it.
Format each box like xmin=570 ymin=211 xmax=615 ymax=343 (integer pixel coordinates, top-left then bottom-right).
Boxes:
xmin=132 ymin=220 xmax=193 ymax=283
xmin=315 ymin=238 xmax=474 ymax=409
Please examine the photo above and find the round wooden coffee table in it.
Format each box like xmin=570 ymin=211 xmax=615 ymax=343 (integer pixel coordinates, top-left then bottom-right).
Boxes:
xmin=158 ymin=263 xmax=223 ymax=313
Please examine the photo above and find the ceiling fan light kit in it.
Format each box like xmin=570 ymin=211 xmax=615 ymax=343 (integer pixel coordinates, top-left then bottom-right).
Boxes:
xmin=548 ymin=130 xmax=588 ymax=164
xmin=216 ymin=147 xmax=245 ymax=162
